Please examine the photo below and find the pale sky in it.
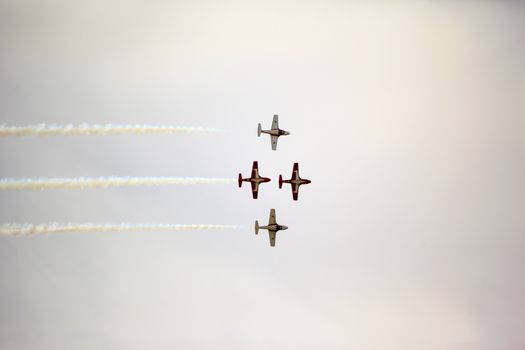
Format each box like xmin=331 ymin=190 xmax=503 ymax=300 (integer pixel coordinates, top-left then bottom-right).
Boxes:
xmin=1 ymin=1 xmax=524 ymax=349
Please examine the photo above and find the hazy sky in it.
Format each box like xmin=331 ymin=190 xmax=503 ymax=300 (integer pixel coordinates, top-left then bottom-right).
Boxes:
xmin=1 ymin=1 xmax=525 ymax=349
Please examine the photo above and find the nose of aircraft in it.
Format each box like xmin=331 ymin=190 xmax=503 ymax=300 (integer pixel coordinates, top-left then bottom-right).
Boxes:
xmin=285 ymin=131 xmax=291 ymax=135
xmin=282 ymin=225 xmax=289 ymax=230
xmin=305 ymin=179 xmax=312 ymax=184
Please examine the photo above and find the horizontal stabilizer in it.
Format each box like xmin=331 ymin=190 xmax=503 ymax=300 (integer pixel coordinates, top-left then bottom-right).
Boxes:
xmin=255 ymin=220 xmax=259 ymax=235
xmin=257 ymin=123 xmax=262 ymax=137
xmin=279 ymin=175 xmax=283 ymax=189
xmin=238 ymin=174 xmax=243 ymax=188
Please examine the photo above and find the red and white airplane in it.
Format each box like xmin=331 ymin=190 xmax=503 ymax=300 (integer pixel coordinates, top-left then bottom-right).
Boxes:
xmin=279 ymin=163 xmax=311 ymax=200
xmin=238 ymin=161 xmax=271 ymax=199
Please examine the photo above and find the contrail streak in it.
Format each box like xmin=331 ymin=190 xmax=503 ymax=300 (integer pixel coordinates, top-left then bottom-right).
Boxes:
xmin=0 ymin=123 xmax=222 ymax=137
xmin=0 ymin=177 xmax=236 ymax=190
xmin=0 ymin=223 xmax=240 ymax=236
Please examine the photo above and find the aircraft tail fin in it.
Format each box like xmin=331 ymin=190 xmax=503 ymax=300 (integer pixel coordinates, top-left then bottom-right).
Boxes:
xmin=257 ymin=123 xmax=262 ymax=137
xmin=238 ymin=174 xmax=243 ymax=188
xmin=255 ymin=220 xmax=259 ymax=235
xmin=279 ymin=175 xmax=283 ymax=189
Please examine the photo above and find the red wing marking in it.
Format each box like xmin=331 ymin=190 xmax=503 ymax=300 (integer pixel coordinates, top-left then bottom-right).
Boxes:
xmin=292 ymin=183 xmax=299 ymax=201
xmin=251 ymin=181 xmax=259 ymax=199
xmin=251 ymin=161 xmax=259 ymax=178
xmin=291 ymin=163 xmax=299 ymax=180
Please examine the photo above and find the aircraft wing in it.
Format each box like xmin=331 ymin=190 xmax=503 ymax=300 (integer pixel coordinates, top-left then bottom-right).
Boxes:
xmin=271 ymin=135 xmax=278 ymax=150
xmin=272 ymin=114 xmax=279 ymax=130
xmin=269 ymin=230 xmax=277 ymax=247
xmin=291 ymin=162 xmax=299 ymax=180
xmin=251 ymin=181 xmax=259 ymax=199
xmin=251 ymin=161 xmax=259 ymax=178
xmin=291 ymin=183 xmax=299 ymax=201
xmin=268 ymin=208 xmax=276 ymax=225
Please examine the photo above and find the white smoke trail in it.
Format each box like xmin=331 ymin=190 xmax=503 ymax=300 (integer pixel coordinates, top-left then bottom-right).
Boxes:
xmin=0 ymin=223 xmax=240 ymax=236
xmin=0 ymin=123 xmax=222 ymax=137
xmin=0 ymin=177 xmax=236 ymax=190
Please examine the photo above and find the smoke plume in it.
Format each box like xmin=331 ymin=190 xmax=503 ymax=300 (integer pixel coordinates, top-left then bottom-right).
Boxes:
xmin=0 ymin=123 xmax=222 ymax=137
xmin=0 ymin=223 xmax=240 ymax=236
xmin=0 ymin=177 xmax=236 ymax=190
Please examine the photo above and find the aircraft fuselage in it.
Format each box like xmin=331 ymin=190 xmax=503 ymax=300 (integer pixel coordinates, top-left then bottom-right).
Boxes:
xmin=285 ymin=178 xmax=311 ymax=185
xmin=245 ymin=176 xmax=270 ymax=183
xmin=261 ymin=129 xmax=289 ymax=136
xmin=260 ymin=224 xmax=288 ymax=231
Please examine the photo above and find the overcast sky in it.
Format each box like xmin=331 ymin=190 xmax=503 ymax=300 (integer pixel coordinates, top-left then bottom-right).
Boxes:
xmin=1 ymin=1 xmax=524 ymax=349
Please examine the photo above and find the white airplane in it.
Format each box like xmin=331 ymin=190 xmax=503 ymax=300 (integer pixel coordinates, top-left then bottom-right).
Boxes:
xmin=255 ymin=208 xmax=288 ymax=247
xmin=257 ymin=114 xmax=290 ymax=150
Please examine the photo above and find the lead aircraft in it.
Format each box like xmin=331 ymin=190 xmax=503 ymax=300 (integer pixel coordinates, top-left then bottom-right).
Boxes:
xmin=279 ymin=162 xmax=311 ymax=200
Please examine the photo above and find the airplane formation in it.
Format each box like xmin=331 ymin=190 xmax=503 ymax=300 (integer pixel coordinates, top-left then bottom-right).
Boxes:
xmin=238 ymin=161 xmax=311 ymax=201
xmin=239 ymin=114 xmax=311 ymax=247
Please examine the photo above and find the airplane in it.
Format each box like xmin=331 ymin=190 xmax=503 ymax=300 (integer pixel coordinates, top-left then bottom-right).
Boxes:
xmin=279 ymin=162 xmax=311 ymax=200
xmin=255 ymin=208 xmax=288 ymax=247
xmin=257 ymin=114 xmax=290 ymax=150
xmin=238 ymin=161 xmax=271 ymax=199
